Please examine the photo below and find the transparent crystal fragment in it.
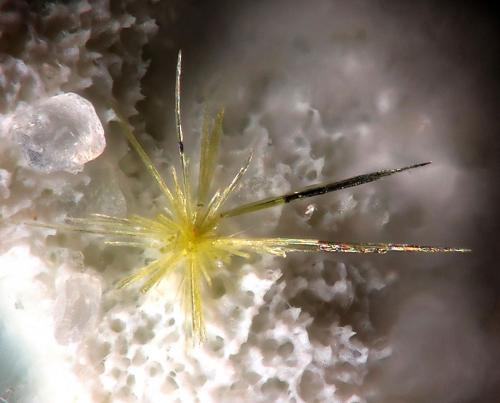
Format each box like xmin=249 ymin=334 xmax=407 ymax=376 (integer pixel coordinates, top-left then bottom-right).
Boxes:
xmin=0 ymin=169 xmax=11 ymax=199
xmin=9 ymin=93 xmax=105 ymax=173
xmin=54 ymin=273 xmax=102 ymax=344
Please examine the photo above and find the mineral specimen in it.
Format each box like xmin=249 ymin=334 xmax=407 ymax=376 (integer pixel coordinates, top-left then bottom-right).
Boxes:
xmin=9 ymin=93 xmax=105 ymax=173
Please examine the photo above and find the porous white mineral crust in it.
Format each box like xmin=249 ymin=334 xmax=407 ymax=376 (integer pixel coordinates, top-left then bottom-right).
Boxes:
xmin=9 ymin=93 xmax=105 ymax=173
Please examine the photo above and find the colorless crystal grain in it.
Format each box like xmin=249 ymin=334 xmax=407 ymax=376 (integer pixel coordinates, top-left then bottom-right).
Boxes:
xmin=0 ymin=169 xmax=12 ymax=199
xmin=54 ymin=273 xmax=102 ymax=344
xmin=9 ymin=93 xmax=105 ymax=173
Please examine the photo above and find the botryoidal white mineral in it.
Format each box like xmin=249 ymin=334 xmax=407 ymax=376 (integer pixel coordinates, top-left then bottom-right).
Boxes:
xmin=8 ymin=93 xmax=105 ymax=173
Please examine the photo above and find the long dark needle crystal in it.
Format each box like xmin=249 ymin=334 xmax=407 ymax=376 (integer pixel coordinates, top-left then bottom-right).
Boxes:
xmin=175 ymin=50 xmax=189 ymax=195
xmin=220 ymin=162 xmax=431 ymax=218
